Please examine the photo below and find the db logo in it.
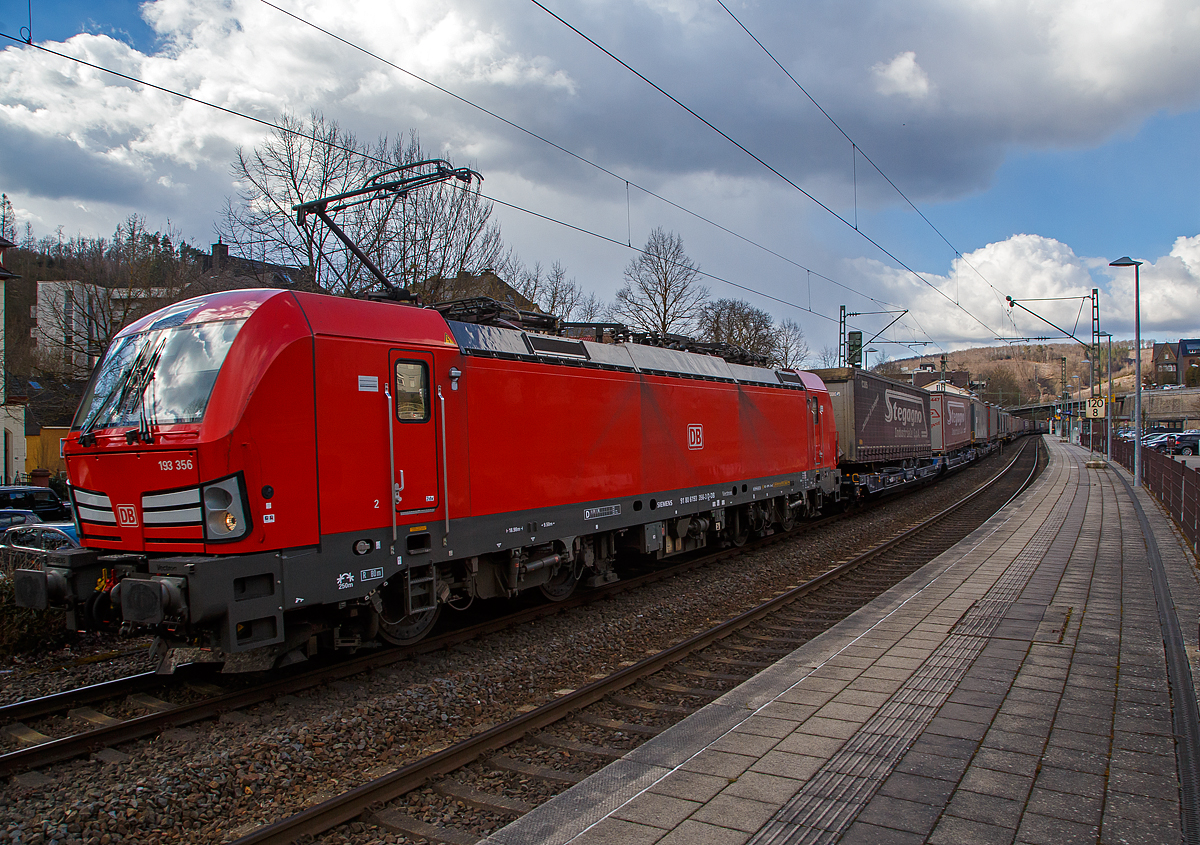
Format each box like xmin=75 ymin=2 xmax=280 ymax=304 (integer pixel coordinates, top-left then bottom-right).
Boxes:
xmin=687 ymin=424 xmax=704 ymax=450
xmin=116 ymin=505 xmax=138 ymax=527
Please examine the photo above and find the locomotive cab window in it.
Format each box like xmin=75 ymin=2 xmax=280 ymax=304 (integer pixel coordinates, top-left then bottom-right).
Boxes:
xmin=394 ymin=361 xmax=430 ymax=422
xmin=73 ymin=318 xmax=247 ymax=431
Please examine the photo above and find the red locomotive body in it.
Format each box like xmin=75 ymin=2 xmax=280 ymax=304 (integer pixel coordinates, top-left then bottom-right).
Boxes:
xmin=20 ymin=289 xmax=840 ymax=664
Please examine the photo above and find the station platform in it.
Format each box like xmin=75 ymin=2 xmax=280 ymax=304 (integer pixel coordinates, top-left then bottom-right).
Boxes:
xmin=483 ymin=437 xmax=1200 ymax=845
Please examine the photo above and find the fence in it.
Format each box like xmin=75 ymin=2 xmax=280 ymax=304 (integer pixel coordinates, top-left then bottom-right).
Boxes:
xmin=1111 ymin=437 xmax=1200 ymax=553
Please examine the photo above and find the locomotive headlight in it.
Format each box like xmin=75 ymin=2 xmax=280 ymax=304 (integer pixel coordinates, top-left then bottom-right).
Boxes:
xmin=201 ymin=475 xmax=249 ymax=541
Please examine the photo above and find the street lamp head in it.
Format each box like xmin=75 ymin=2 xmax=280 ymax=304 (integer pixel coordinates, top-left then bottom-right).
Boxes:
xmin=1110 ymin=256 xmax=1143 ymax=268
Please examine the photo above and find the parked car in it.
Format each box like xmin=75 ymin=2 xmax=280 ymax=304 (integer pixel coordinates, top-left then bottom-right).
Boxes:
xmin=0 ymin=510 xmax=42 ymax=528
xmin=1163 ymin=434 xmax=1200 ymax=456
xmin=1142 ymin=433 xmax=1173 ymax=449
xmin=2 ymin=523 xmax=79 ymax=553
xmin=0 ymin=486 xmax=70 ymax=521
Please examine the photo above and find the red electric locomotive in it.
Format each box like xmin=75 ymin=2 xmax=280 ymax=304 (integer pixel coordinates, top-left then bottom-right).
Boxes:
xmin=16 ymin=289 xmax=840 ymax=667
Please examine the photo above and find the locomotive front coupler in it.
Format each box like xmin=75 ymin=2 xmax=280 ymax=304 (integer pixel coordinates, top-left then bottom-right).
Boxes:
xmin=13 ymin=548 xmax=138 ymax=630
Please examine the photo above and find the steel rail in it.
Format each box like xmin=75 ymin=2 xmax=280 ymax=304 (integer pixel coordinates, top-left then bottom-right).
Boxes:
xmin=0 ymin=439 xmax=1031 ymax=778
xmin=231 ymin=437 xmax=1040 ymax=845
xmin=0 ymin=667 xmax=192 ymax=725
xmin=0 ymin=508 xmax=851 ymax=776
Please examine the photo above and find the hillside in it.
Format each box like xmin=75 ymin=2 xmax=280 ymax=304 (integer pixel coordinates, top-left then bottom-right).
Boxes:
xmin=883 ymin=341 xmax=1145 ymax=407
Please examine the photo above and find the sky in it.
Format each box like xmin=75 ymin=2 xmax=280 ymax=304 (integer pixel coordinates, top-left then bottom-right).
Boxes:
xmin=2 ymin=0 xmax=1199 ymax=358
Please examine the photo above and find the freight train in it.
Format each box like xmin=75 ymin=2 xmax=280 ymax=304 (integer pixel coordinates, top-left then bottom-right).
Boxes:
xmin=14 ymin=289 xmax=1035 ymax=669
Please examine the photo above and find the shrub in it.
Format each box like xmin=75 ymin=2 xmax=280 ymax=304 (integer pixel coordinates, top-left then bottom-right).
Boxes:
xmin=0 ymin=576 xmax=71 ymax=655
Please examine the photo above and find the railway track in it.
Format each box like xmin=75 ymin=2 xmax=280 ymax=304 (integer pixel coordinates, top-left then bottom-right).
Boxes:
xmin=226 ymin=436 xmax=1043 ymax=845
xmin=0 ymin=488 xmax=865 ymax=775
xmin=0 ymin=440 xmax=1034 ymax=789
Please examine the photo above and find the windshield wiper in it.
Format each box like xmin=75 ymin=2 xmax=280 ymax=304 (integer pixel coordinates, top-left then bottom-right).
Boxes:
xmin=78 ymin=336 xmax=157 ymax=447
xmin=129 ymin=340 xmax=165 ymax=445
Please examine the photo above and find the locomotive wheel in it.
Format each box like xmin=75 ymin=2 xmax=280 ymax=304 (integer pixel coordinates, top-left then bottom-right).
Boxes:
xmin=776 ymin=501 xmax=796 ymax=532
xmin=376 ymin=605 xmax=441 ymax=645
xmin=730 ymin=508 xmax=750 ymax=547
xmin=539 ymin=565 xmax=578 ymax=602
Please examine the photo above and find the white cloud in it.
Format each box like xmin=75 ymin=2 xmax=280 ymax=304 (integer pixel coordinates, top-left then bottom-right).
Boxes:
xmin=872 ymin=51 xmax=932 ymax=100
xmin=1 ymin=0 xmax=1199 ymax=337
xmin=5 ymin=0 xmax=1199 ymax=208
xmin=852 ymin=233 xmax=1200 ymax=349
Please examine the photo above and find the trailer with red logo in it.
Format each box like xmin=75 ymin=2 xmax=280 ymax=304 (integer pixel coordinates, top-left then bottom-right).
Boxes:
xmin=927 ymin=388 xmax=975 ymax=469
xmin=810 ymin=368 xmax=937 ymax=495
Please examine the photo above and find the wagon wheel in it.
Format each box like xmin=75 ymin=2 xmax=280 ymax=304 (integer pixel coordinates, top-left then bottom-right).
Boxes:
xmin=539 ymin=564 xmax=579 ymax=602
xmin=375 ymin=585 xmax=441 ymax=645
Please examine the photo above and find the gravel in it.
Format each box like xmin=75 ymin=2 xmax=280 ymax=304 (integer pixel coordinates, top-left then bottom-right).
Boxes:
xmin=0 ymin=448 xmax=1020 ymax=845
xmin=0 ymin=634 xmax=156 ymax=707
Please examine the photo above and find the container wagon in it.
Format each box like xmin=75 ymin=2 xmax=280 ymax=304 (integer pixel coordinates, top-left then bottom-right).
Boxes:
xmin=927 ymin=388 xmax=975 ymax=469
xmin=810 ymin=368 xmax=936 ymax=496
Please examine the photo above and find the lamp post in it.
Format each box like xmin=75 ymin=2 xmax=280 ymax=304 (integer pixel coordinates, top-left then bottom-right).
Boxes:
xmin=1100 ymin=332 xmax=1113 ymax=461
xmin=865 ymin=347 xmax=878 ymax=371
xmin=1111 ymin=257 xmax=1144 ymax=485
xmin=1072 ymin=376 xmax=1081 ymax=443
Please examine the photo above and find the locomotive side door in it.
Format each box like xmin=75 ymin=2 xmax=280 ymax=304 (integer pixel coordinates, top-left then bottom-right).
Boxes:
xmin=389 ymin=350 xmax=440 ymax=514
xmin=809 ymin=395 xmax=824 ymax=465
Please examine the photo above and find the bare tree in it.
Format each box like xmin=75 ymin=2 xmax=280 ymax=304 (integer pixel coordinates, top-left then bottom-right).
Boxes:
xmin=979 ymin=366 xmax=1022 ymax=406
xmin=610 ymin=228 xmax=709 ymax=337
xmin=32 ymin=216 xmax=201 ymax=378
xmin=572 ymin=291 xmax=606 ymax=322
xmin=508 ymin=259 xmax=596 ymax=320
xmin=220 ymin=112 xmax=504 ymax=298
xmin=816 ymin=345 xmax=840 ymax=368
xmin=869 ymin=354 xmax=903 ymax=377
xmin=698 ymin=298 xmax=776 ymax=359
xmin=774 ymin=319 xmax=810 ymax=369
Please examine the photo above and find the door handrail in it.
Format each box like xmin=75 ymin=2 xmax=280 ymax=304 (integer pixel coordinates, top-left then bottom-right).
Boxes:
xmin=384 ymin=383 xmax=397 ymax=556
xmin=437 ymin=385 xmax=449 ymax=541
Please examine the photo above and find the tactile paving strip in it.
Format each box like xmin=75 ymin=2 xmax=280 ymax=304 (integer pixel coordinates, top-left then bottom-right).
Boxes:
xmin=747 ymin=485 xmax=1075 ymax=845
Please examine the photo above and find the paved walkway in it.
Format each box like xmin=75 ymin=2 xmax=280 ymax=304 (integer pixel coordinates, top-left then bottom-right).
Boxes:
xmin=483 ymin=437 xmax=1200 ymax=845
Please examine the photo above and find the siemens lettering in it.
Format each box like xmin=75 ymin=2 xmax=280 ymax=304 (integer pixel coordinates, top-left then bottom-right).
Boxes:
xmin=884 ymin=390 xmax=926 ymax=427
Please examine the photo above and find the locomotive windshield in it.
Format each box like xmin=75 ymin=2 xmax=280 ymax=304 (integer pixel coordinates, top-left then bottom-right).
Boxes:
xmin=73 ymin=318 xmax=247 ymax=431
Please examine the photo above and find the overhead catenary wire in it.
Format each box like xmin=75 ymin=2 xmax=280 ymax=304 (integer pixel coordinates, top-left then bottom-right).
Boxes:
xmin=526 ymin=0 xmax=1003 ymax=344
xmin=714 ymin=0 xmax=1015 ymax=322
xmin=0 ymin=27 xmax=924 ymax=350
xmin=252 ymin=0 xmax=907 ymax=319
xmin=473 ymin=187 xmax=838 ymax=325
xmin=0 ymin=29 xmax=931 ymax=351
xmin=0 ymin=29 xmax=863 ymax=334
